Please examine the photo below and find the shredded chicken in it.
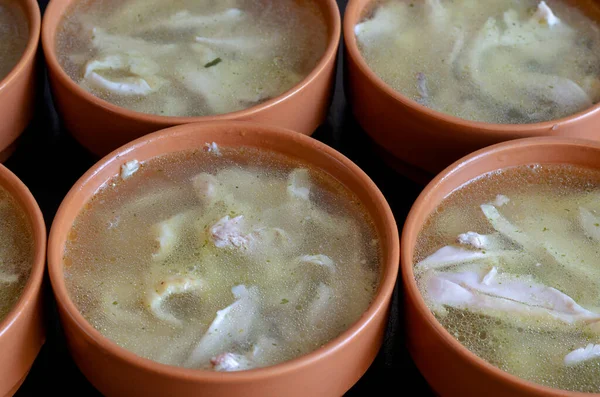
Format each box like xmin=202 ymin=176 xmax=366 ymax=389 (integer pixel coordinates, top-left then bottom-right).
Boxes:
xmin=210 ymin=215 xmax=251 ymax=249
xmin=146 ymin=276 xmax=204 ymax=325
xmin=120 ymin=159 xmax=140 ymax=180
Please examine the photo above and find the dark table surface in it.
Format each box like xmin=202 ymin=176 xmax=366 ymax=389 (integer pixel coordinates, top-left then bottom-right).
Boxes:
xmin=10 ymin=0 xmax=433 ymax=395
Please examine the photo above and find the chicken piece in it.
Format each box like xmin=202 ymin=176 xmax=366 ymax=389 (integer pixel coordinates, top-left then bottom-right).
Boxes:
xmin=151 ymin=212 xmax=189 ymax=261
xmin=210 ymin=352 xmax=253 ymax=372
xmin=210 ymin=215 xmax=250 ymax=249
xmin=579 ymin=207 xmax=600 ymax=242
xmin=120 ymin=160 xmax=139 ymax=180
xmin=191 ymin=173 xmax=218 ymax=205
xmin=564 ymin=343 xmax=600 ymax=366
xmin=492 ymin=194 xmax=510 ymax=207
xmin=415 ymin=245 xmax=520 ymax=272
xmin=146 ymin=276 xmax=204 ymax=325
xmin=287 ymin=169 xmax=311 ymax=200
xmin=533 ymin=1 xmax=561 ymax=27
xmin=296 ymin=255 xmax=336 ymax=273
xmin=308 ymin=283 xmax=334 ymax=328
xmin=185 ymin=285 xmax=259 ymax=368
xmin=457 ymin=232 xmax=488 ymax=249
xmin=83 ymin=52 xmax=166 ymax=96
xmin=354 ymin=1 xmax=410 ymax=44
xmin=424 ymin=267 xmax=600 ymax=325
xmin=132 ymin=9 xmax=245 ymax=34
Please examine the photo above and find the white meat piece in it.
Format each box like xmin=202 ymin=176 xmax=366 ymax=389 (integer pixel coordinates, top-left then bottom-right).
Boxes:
xmin=424 ymin=0 xmax=447 ymax=28
xmin=296 ymin=254 xmax=336 ymax=272
xmin=0 ymin=272 xmax=18 ymax=283
xmin=457 ymin=232 xmax=488 ymax=249
xmin=190 ymin=173 xmax=218 ymax=205
xmin=120 ymin=160 xmax=139 ymax=180
xmin=579 ymin=207 xmax=600 ymax=241
xmin=287 ymin=169 xmax=311 ymax=200
xmin=424 ymin=267 xmax=600 ymax=324
xmin=184 ymin=285 xmax=259 ymax=368
xmin=195 ymin=36 xmax=279 ymax=54
xmin=135 ymin=9 xmax=244 ymax=33
xmin=308 ymin=283 xmax=334 ymax=327
xmin=493 ymin=194 xmax=510 ymax=207
xmin=354 ymin=2 xmax=409 ymax=43
xmin=204 ymin=142 xmax=221 ymax=156
xmin=210 ymin=352 xmax=253 ymax=372
xmin=90 ymin=28 xmax=178 ymax=56
xmin=152 ymin=212 xmax=188 ymax=260
xmin=564 ymin=344 xmax=600 ymax=366
xmin=415 ymin=245 xmax=519 ymax=271
xmin=210 ymin=215 xmax=250 ymax=249
xmin=146 ymin=276 xmax=204 ymax=325
xmin=532 ymin=1 xmax=561 ymax=27
xmin=83 ymin=53 xmax=165 ymax=96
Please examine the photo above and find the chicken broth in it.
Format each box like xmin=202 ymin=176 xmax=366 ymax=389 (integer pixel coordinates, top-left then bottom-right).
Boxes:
xmin=414 ymin=164 xmax=600 ymax=392
xmin=356 ymin=0 xmax=600 ymax=124
xmin=55 ymin=0 xmax=328 ymax=117
xmin=64 ymin=145 xmax=381 ymax=371
xmin=0 ymin=186 xmax=34 ymax=322
xmin=0 ymin=0 xmax=28 ymax=81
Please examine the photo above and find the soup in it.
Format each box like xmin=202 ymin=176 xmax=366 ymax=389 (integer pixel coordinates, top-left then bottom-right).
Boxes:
xmin=63 ymin=145 xmax=380 ymax=371
xmin=0 ymin=185 xmax=34 ymax=322
xmin=355 ymin=0 xmax=600 ymax=124
xmin=55 ymin=0 xmax=328 ymax=117
xmin=414 ymin=164 xmax=600 ymax=392
xmin=0 ymin=0 xmax=28 ymax=81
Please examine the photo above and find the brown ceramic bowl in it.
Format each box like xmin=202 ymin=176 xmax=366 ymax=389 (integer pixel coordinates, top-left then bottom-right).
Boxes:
xmin=0 ymin=164 xmax=46 ymax=397
xmin=0 ymin=0 xmax=41 ymax=162
xmin=401 ymin=136 xmax=600 ymax=397
xmin=47 ymin=121 xmax=399 ymax=397
xmin=344 ymin=0 xmax=600 ymax=179
xmin=41 ymin=0 xmax=341 ymax=158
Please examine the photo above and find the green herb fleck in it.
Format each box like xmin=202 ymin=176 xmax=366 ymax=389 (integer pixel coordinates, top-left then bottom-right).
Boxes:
xmin=112 ymin=301 xmax=118 ymax=305
xmin=595 ymin=223 xmax=599 ymax=227
xmin=204 ymin=58 xmax=222 ymax=68
xmin=281 ymin=299 xmax=289 ymax=304
xmin=543 ymin=227 xmax=548 ymax=231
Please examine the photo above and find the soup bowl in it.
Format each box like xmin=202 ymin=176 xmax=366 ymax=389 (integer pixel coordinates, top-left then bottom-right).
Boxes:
xmin=47 ymin=121 xmax=399 ymax=397
xmin=0 ymin=164 xmax=46 ymax=397
xmin=41 ymin=0 xmax=341 ymax=157
xmin=401 ymin=136 xmax=600 ymax=397
xmin=343 ymin=0 xmax=600 ymax=179
xmin=0 ymin=0 xmax=41 ymax=162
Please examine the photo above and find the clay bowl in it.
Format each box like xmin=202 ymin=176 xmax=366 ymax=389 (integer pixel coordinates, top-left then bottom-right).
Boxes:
xmin=0 ymin=0 xmax=41 ymax=162
xmin=0 ymin=164 xmax=46 ymax=397
xmin=401 ymin=136 xmax=600 ymax=397
xmin=47 ymin=121 xmax=399 ymax=397
xmin=343 ymin=0 xmax=600 ymax=179
xmin=41 ymin=0 xmax=341 ymax=158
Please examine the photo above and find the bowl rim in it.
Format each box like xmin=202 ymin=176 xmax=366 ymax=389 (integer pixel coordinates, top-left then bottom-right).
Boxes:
xmin=47 ymin=120 xmax=400 ymax=383
xmin=0 ymin=163 xmax=47 ymax=339
xmin=41 ymin=0 xmax=342 ymax=124
xmin=343 ymin=0 xmax=600 ymax=136
xmin=400 ymin=136 xmax=600 ymax=397
xmin=0 ymin=0 xmax=41 ymax=91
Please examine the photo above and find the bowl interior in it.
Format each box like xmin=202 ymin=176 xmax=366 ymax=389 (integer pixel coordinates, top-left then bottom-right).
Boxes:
xmin=343 ymin=0 xmax=600 ymax=134
xmin=0 ymin=163 xmax=46 ymax=335
xmin=41 ymin=0 xmax=341 ymax=123
xmin=401 ymin=136 xmax=600 ymax=396
xmin=0 ymin=0 xmax=40 ymax=90
xmin=48 ymin=121 xmax=399 ymax=381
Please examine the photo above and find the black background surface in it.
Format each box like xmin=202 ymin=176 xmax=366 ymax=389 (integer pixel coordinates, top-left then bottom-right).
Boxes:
xmin=10 ymin=0 xmax=433 ymax=395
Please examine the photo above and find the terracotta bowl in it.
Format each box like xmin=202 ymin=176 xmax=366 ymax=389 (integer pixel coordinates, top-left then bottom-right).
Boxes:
xmin=0 ymin=164 xmax=46 ymax=397
xmin=343 ymin=0 xmax=600 ymax=178
xmin=47 ymin=121 xmax=399 ymax=397
xmin=0 ymin=0 xmax=41 ymax=163
xmin=401 ymin=136 xmax=600 ymax=397
xmin=41 ymin=0 xmax=341 ymax=157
